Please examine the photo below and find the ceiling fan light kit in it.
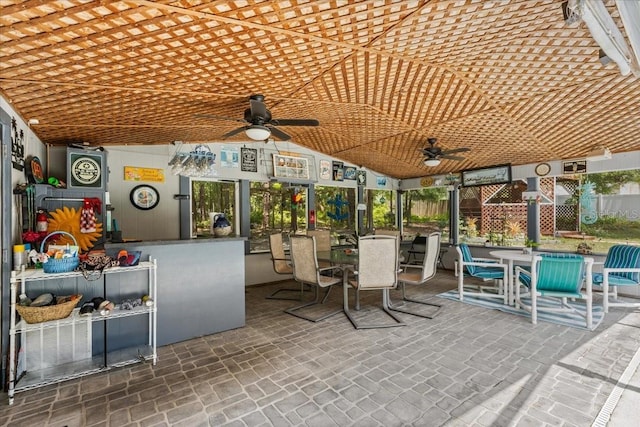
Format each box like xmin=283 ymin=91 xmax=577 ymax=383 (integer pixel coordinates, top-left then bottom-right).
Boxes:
xmin=245 ymin=125 xmax=271 ymax=141
xmin=424 ymin=158 xmax=441 ymax=167
xmin=198 ymin=94 xmax=320 ymax=141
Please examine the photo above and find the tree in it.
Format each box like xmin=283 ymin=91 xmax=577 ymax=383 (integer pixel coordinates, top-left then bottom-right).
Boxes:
xmin=586 ymin=170 xmax=640 ymax=194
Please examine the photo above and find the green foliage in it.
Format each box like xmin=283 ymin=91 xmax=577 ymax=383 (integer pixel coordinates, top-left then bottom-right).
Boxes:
xmin=582 ymin=217 xmax=640 ymax=239
xmin=586 ymin=170 xmax=640 ymax=195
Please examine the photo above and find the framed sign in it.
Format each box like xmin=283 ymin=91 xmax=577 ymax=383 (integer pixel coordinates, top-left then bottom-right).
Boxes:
xmin=563 ymin=160 xmax=587 ymax=174
xmin=130 ymin=185 xmax=160 ymax=210
xmin=332 ymin=161 xmax=344 ymax=181
xmin=273 ymin=154 xmax=309 ymax=179
xmin=241 ymin=148 xmax=258 ymax=172
xmin=461 ymin=164 xmax=512 ymax=187
xmin=67 ymin=148 xmax=107 ymax=190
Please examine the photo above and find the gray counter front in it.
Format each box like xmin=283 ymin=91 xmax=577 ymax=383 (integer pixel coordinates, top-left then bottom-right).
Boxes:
xmin=106 ymin=238 xmax=245 ymax=346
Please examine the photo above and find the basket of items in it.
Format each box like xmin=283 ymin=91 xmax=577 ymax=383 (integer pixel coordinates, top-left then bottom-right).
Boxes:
xmin=39 ymin=231 xmax=80 ymax=273
xmin=16 ymin=294 xmax=83 ymax=324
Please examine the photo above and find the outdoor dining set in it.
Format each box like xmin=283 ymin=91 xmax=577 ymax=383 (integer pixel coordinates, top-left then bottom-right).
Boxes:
xmin=269 ymin=230 xmax=640 ymax=331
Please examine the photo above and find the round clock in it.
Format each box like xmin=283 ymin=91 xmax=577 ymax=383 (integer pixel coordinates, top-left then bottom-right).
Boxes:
xmin=535 ymin=163 xmax=551 ymax=177
xmin=130 ymin=185 xmax=160 ymax=210
xmin=420 ymin=177 xmax=434 ymax=187
xmin=71 ymin=156 xmax=101 ymax=185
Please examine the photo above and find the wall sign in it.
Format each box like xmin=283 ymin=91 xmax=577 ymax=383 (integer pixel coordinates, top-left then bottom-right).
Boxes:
xmin=563 ymin=160 xmax=587 ymax=174
xmin=67 ymin=148 xmax=107 ymax=190
xmin=11 ymin=117 xmax=25 ymax=171
xmin=241 ymin=148 xmax=258 ymax=172
xmin=332 ymin=161 xmax=344 ymax=181
xmin=461 ymin=164 xmax=512 ymax=187
xmin=344 ymin=166 xmax=356 ymax=180
xmin=319 ymin=160 xmax=331 ymax=180
xmin=356 ymin=170 xmax=367 ymax=186
xmin=273 ymin=154 xmax=309 ymax=179
xmin=124 ymin=166 xmax=165 ymax=182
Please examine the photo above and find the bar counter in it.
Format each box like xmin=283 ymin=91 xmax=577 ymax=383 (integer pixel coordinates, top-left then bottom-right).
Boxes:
xmin=105 ymin=237 xmax=246 ymax=346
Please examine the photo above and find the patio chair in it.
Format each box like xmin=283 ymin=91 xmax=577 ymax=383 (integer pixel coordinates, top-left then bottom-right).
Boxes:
xmin=307 ymin=229 xmax=332 ymax=268
xmin=389 ymin=232 xmax=442 ymax=319
xmin=284 ymin=235 xmax=343 ymax=322
xmin=343 ymin=235 xmax=405 ymax=329
xmin=266 ymin=232 xmax=306 ymax=301
xmin=514 ymin=254 xmax=594 ymax=329
xmin=374 ymin=229 xmax=405 ymax=263
xmin=592 ymin=245 xmax=640 ymax=313
xmin=455 ymin=244 xmax=508 ymax=304
xmin=406 ymin=235 xmax=427 ymax=265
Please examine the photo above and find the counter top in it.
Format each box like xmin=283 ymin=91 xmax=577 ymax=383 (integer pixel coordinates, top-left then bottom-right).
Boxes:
xmin=105 ymin=237 xmax=246 ymax=247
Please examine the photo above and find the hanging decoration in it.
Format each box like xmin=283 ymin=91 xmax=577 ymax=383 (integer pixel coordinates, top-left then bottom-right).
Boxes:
xmin=168 ymin=143 xmax=217 ymax=177
xmin=579 ymin=181 xmax=597 ymax=225
xmin=48 ymin=207 xmax=103 ymax=252
xmin=327 ymin=194 xmax=349 ymax=221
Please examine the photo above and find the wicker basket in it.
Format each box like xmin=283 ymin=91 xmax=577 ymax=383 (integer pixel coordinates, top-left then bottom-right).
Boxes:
xmin=40 ymin=231 xmax=80 ymax=273
xmin=16 ymin=294 xmax=82 ymax=324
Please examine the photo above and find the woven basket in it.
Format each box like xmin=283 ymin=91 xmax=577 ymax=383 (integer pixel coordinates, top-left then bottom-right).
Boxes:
xmin=40 ymin=231 xmax=80 ymax=273
xmin=16 ymin=294 xmax=82 ymax=324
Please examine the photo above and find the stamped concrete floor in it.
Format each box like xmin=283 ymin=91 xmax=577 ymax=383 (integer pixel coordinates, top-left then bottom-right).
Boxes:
xmin=1 ymin=270 xmax=639 ymax=427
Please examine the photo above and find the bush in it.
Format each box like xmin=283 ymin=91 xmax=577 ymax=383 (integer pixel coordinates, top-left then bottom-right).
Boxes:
xmin=582 ymin=217 xmax=640 ymax=239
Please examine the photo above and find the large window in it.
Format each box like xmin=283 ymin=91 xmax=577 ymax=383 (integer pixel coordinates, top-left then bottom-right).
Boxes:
xmin=314 ymin=185 xmax=356 ymax=238
xmin=248 ymin=182 xmax=307 ymax=252
xmin=453 ymin=170 xmax=640 ymax=253
xmin=402 ymin=188 xmax=449 ymax=241
xmin=191 ymin=180 xmax=236 ymax=238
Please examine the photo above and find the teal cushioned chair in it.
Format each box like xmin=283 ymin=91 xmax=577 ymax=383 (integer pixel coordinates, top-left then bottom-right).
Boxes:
xmin=592 ymin=245 xmax=640 ymax=312
xmin=514 ymin=254 xmax=594 ymax=329
xmin=455 ymin=244 xmax=508 ymax=304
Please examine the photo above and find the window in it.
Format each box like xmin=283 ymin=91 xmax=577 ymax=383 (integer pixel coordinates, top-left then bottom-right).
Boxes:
xmin=402 ymin=188 xmax=449 ymax=241
xmin=248 ymin=182 xmax=306 ymax=252
xmin=191 ymin=180 xmax=236 ymax=238
xmin=314 ymin=185 xmax=356 ymax=238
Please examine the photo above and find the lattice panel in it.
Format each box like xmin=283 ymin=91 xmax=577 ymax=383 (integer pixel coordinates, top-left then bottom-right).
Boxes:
xmin=1 ymin=0 xmax=639 ymax=180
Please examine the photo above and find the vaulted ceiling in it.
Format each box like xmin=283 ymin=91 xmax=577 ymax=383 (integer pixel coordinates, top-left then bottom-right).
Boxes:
xmin=1 ymin=0 xmax=639 ymax=179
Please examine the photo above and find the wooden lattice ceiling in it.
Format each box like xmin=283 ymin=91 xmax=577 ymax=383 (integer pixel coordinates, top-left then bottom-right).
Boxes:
xmin=1 ymin=0 xmax=639 ymax=179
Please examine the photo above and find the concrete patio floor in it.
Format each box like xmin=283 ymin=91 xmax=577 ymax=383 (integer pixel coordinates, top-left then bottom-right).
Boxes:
xmin=1 ymin=269 xmax=639 ymax=426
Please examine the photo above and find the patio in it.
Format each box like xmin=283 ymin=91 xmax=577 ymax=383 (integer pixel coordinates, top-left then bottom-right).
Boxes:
xmin=1 ymin=270 xmax=638 ymax=426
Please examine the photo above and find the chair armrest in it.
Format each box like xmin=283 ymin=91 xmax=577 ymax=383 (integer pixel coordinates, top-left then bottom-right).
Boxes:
xmin=603 ymin=267 xmax=640 ymax=273
xmin=271 ymin=256 xmax=290 ymax=262
xmin=464 ymin=260 xmax=507 ymax=269
xmin=399 ymin=264 xmax=422 ymax=270
xmin=473 ymin=257 xmax=498 ymax=263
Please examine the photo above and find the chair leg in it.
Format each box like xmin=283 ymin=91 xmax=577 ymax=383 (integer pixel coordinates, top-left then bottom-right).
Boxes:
xmin=388 ymin=283 xmax=442 ymax=319
xmin=343 ymin=285 xmax=405 ymax=329
xmin=284 ymin=285 xmax=341 ymax=322
xmin=266 ymin=282 xmax=309 ymax=301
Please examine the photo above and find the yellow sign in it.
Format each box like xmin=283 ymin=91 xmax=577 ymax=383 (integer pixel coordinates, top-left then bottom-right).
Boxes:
xmin=124 ymin=166 xmax=165 ymax=183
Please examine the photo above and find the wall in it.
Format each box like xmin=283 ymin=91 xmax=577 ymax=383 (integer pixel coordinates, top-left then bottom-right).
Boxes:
xmin=53 ymin=141 xmax=400 ymax=242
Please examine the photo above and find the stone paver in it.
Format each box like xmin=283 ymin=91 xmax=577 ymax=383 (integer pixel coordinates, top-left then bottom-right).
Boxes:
xmin=1 ymin=271 xmax=639 ymax=426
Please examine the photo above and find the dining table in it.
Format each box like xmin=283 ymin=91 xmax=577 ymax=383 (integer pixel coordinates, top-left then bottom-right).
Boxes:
xmin=317 ymin=248 xmax=360 ymax=311
xmin=489 ymin=249 xmax=595 ymax=305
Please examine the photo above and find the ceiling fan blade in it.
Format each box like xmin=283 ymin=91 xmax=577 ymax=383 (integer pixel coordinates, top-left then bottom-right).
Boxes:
xmin=441 ymin=154 xmax=466 ymax=161
xmin=221 ymin=126 xmax=247 ymax=139
xmin=441 ymin=147 xmax=470 ymax=155
xmin=268 ymin=126 xmax=291 ymax=141
xmin=272 ymin=118 xmax=320 ymax=126
xmin=194 ymin=113 xmax=246 ymax=124
xmin=250 ymin=99 xmax=269 ymax=120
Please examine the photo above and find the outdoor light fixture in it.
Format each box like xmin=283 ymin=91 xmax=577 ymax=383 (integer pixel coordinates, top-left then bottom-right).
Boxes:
xmin=568 ymin=0 xmax=638 ymax=76
xmin=424 ymin=158 xmax=441 ymax=167
xmin=586 ymin=146 xmax=612 ymax=161
xmin=245 ymin=125 xmax=271 ymax=141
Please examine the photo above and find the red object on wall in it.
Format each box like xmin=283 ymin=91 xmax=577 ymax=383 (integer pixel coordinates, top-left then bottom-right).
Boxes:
xmin=309 ymin=210 xmax=316 ymax=226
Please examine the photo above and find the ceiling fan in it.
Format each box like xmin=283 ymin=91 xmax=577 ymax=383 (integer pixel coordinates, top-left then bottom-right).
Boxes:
xmin=196 ymin=94 xmax=319 ymax=141
xmin=421 ymin=138 xmax=470 ymax=166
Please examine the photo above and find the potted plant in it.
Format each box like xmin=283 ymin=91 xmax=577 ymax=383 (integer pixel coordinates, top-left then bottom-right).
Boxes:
xmin=523 ymin=238 xmax=539 ymax=254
